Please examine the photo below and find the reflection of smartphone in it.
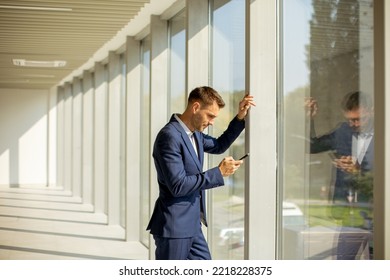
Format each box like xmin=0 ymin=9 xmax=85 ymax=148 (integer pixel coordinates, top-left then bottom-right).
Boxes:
xmin=239 ymin=153 xmax=249 ymax=160
xmin=328 ymin=152 xmax=341 ymax=160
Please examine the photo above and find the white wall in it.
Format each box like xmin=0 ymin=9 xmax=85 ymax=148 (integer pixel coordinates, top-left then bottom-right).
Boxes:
xmin=0 ymin=88 xmax=50 ymax=186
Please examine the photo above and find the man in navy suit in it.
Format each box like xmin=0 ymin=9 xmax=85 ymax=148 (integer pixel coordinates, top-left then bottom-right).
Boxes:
xmin=306 ymin=91 xmax=374 ymax=259
xmin=147 ymin=86 xmax=255 ymax=260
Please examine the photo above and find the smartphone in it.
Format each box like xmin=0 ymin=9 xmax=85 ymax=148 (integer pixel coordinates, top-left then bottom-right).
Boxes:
xmin=239 ymin=153 xmax=249 ymax=160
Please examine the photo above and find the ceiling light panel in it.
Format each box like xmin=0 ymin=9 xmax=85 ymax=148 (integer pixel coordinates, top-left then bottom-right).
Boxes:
xmin=13 ymin=59 xmax=67 ymax=67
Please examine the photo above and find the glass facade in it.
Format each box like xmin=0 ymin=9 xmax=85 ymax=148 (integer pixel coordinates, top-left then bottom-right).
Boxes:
xmin=280 ymin=0 xmax=374 ymax=259
xmin=210 ymin=0 xmax=246 ymax=260
xmin=168 ymin=10 xmax=186 ymax=115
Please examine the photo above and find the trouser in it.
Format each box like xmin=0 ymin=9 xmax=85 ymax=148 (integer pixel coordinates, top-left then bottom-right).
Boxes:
xmin=153 ymin=226 xmax=211 ymax=260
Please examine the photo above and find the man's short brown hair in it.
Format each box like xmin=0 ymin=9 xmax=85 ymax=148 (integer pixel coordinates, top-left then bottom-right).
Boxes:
xmin=188 ymin=86 xmax=225 ymax=108
xmin=341 ymin=91 xmax=371 ymax=112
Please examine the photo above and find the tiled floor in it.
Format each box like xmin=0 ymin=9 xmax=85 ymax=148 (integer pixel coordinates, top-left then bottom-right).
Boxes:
xmin=0 ymin=186 xmax=148 ymax=260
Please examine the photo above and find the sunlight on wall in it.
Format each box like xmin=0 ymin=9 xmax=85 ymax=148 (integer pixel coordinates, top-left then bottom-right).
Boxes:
xmin=18 ymin=115 xmax=47 ymax=184
xmin=0 ymin=88 xmax=49 ymax=186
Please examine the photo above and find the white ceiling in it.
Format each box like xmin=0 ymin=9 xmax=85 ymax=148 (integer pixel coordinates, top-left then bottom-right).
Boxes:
xmin=0 ymin=0 xmax=150 ymax=89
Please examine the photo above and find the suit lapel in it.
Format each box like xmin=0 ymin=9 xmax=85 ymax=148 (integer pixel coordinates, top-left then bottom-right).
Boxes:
xmin=170 ymin=116 xmax=202 ymax=171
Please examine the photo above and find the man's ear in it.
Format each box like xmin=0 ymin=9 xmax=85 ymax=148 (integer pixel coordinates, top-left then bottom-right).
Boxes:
xmin=192 ymin=101 xmax=201 ymax=113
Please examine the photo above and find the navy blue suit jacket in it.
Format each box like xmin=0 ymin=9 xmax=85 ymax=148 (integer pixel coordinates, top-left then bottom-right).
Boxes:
xmin=147 ymin=114 xmax=245 ymax=238
xmin=310 ymin=122 xmax=374 ymax=201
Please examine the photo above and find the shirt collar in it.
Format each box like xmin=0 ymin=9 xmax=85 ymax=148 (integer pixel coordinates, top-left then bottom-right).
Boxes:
xmin=174 ymin=114 xmax=193 ymax=138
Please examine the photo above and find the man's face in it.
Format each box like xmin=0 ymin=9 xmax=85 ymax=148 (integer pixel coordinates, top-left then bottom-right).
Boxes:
xmin=191 ymin=101 xmax=220 ymax=132
xmin=344 ymin=107 xmax=372 ymax=133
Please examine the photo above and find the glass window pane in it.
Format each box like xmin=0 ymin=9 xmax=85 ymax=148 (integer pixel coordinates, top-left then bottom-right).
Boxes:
xmin=280 ymin=0 xmax=374 ymax=260
xmin=169 ymin=10 xmax=186 ymax=115
xmin=210 ymin=0 xmax=246 ymax=260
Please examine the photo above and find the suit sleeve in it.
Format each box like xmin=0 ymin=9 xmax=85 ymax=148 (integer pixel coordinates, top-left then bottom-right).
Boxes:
xmin=153 ymin=129 xmax=225 ymax=198
xmin=310 ymin=133 xmax=334 ymax=153
xmin=309 ymin=121 xmax=341 ymax=154
xmin=203 ymin=115 xmax=245 ymax=154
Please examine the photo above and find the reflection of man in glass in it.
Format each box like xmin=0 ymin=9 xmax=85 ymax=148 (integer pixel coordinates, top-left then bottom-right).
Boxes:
xmin=306 ymin=91 xmax=374 ymax=259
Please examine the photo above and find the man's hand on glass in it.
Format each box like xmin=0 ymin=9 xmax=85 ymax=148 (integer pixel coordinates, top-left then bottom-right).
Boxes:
xmin=237 ymin=93 xmax=256 ymax=120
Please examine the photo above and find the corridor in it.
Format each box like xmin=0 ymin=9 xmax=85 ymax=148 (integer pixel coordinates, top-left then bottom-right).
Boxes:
xmin=0 ymin=185 xmax=147 ymax=260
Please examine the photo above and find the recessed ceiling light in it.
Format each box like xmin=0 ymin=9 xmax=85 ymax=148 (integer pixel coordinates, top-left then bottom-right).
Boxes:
xmin=13 ymin=59 xmax=67 ymax=68
xmin=0 ymin=5 xmax=72 ymax=12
